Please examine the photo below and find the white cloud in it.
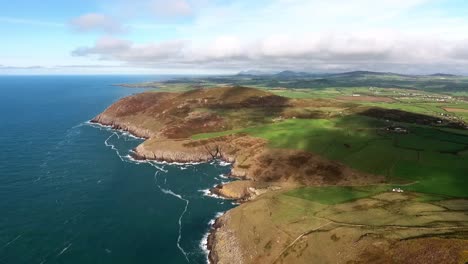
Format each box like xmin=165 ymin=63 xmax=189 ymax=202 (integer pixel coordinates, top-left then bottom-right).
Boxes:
xmin=70 ymin=13 xmax=124 ymax=33
xmin=69 ymin=0 xmax=468 ymax=73
xmin=72 ymin=36 xmax=186 ymax=62
xmin=71 ymin=32 xmax=465 ymax=72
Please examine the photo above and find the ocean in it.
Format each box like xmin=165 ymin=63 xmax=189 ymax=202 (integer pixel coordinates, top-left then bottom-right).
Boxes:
xmin=0 ymin=76 xmax=233 ymax=264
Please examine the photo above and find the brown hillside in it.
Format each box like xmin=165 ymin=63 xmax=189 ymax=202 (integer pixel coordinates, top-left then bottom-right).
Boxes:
xmin=92 ymin=87 xmax=291 ymax=139
xmin=93 ymin=86 xmax=383 ymax=188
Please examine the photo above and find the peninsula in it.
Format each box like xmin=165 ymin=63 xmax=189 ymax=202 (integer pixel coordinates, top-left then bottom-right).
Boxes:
xmin=93 ymin=72 xmax=468 ymax=263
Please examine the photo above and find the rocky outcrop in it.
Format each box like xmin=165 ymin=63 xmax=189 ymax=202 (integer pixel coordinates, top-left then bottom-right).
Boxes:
xmin=211 ymin=181 xmax=285 ymax=202
xmin=91 ymin=114 xmax=155 ymax=139
xmin=211 ymin=181 xmax=255 ymax=200
xmin=132 ymin=138 xmax=216 ymax=163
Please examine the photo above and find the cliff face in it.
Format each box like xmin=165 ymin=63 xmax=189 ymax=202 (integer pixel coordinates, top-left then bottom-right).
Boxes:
xmin=208 ymin=214 xmax=245 ymax=264
xmin=92 ymin=113 xmax=155 ymax=139
xmin=130 ymin=134 xmax=384 ymax=187
xmin=91 ymin=92 xmax=175 ymax=138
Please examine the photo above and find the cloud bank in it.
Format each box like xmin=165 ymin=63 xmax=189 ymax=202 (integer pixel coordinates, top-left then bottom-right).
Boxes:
xmin=71 ymin=33 xmax=468 ymax=73
xmin=65 ymin=0 xmax=468 ymax=73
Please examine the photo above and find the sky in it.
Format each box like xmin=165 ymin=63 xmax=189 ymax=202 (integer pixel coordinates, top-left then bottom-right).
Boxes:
xmin=2 ymin=0 xmax=468 ymax=75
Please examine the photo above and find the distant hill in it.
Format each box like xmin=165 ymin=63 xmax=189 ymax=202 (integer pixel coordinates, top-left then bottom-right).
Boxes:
xmin=238 ymin=70 xmax=462 ymax=79
xmin=237 ymin=70 xmax=275 ymax=76
xmin=428 ymin=73 xmax=458 ymax=77
xmin=274 ymin=70 xmax=317 ymax=78
xmin=329 ymin=70 xmax=394 ymax=77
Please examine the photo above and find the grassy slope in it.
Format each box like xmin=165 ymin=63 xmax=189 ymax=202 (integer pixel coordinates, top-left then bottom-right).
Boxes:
xmin=285 ymin=185 xmax=390 ymax=204
xmin=193 ymin=115 xmax=468 ymax=197
xmin=119 ymin=81 xmax=468 ymax=198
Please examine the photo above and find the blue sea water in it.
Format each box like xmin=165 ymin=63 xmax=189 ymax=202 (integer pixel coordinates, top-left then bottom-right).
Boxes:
xmin=0 ymin=76 xmax=233 ymax=264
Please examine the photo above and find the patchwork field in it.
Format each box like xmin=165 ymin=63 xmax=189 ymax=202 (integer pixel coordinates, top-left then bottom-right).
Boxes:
xmin=193 ymin=115 xmax=468 ymax=197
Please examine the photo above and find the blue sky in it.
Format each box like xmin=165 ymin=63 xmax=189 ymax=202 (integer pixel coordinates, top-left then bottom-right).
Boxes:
xmin=2 ymin=0 xmax=468 ymax=74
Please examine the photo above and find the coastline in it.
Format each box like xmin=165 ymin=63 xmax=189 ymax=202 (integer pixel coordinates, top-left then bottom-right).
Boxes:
xmin=206 ymin=216 xmax=222 ymax=264
xmin=89 ymin=118 xmax=244 ymax=264
xmin=86 ymin=87 xmax=393 ymax=263
xmin=88 ymin=111 xmax=387 ymax=263
xmin=89 ymin=118 xmax=152 ymax=140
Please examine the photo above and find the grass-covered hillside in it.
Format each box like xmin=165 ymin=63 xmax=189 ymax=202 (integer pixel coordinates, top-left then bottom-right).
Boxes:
xmin=115 ymin=78 xmax=468 ymax=198
xmin=193 ymin=114 xmax=468 ymax=197
xmin=103 ymin=83 xmax=468 ymax=263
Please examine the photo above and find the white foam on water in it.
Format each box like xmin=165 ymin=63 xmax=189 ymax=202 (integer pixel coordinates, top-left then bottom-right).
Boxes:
xmin=197 ymin=189 xmax=228 ymax=200
xmin=148 ymin=161 xmax=168 ymax=173
xmin=71 ymin=122 xmax=86 ymax=129
xmin=57 ymin=243 xmax=72 ymax=257
xmin=180 ymin=165 xmax=190 ymax=170
xmin=84 ymin=121 xmax=112 ymax=130
xmin=218 ymin=161 xmax=231 ymax=167
xmin=104 ymin=133 xmax=125 ymax=162
xmin=125 ymin=154 xmax=149 ymax=164
xmin=1 ymin=234 xmax=22 ymax=249
xmin=218 ymin=174 xmax=229 ymax=179
xmin=154 ymin=160 xmax=204 ymax=166
xmin=198 ymin=189 xmax=211 ymax=196
xmin=84 ymin=120 xmax=145 ymax=140
xmin=200 ymin=212 xmax=224 ymax=263
xmin=88 ymin=121 xmax=236 ymax=263
xmin=154 ymin=171 xmax=190 ymax=263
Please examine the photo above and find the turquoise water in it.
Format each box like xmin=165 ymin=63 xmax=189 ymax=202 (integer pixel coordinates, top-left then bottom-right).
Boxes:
xmin=0 ymin=76 xmax=233 ymax=264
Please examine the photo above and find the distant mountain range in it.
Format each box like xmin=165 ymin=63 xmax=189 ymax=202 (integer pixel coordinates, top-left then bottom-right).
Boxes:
xmin=237 ymin=70 xmax=460 ymax=78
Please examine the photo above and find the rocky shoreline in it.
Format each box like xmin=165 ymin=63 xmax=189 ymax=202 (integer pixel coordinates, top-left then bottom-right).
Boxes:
xmin=206 ymin=217 xmax=222 ymax=264
xmin=91 ymin=117 xmax=252 ymax=264
xmin=90 ymin=114 xmax=387 ymax=263
xmin=89 ymin=88 xmax=389 ymax=263
xmin=90 ymin=115 xmax=153 ymax=139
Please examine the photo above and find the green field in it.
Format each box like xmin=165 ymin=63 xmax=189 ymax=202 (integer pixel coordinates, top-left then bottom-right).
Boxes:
xmin=193 ymin=115 xmax=468 ymax=197
xmin=124 ymin=74 xmax=468 ymax=198
xmin=285 ymin=185 xmax=389 ymax=204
